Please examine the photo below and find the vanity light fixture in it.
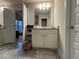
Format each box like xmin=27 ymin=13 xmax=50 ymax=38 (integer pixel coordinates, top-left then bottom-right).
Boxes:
xmin=39 ymin=3 xmax=50 ymax=10
xmin=0 ymin=7 xmax=4 ymax=11
xmin=0 ymin=7 xmax=5 ymax=12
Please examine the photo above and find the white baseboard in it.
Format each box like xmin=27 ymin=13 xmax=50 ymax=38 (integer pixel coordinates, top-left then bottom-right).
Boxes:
xmin=58 ymin=50 xmax=64 ymax=59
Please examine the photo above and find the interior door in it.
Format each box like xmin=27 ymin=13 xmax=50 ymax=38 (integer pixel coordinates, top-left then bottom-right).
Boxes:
xmin=70 ymin=0 xmax=79 ymax=59
xmin=3 ymin=9 xmax=16 ymax=43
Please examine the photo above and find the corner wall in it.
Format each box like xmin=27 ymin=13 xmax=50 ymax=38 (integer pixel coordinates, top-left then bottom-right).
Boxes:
xmin=28 ymin=5 xmax=35 ymax=25
xmin=54 ymin=0 xmax=65 ymax=59
xmin=23 ymin=4 xmax=28 ymax=42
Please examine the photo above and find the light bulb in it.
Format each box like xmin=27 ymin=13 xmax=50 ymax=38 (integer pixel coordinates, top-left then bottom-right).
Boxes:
xmin=43 ymin=7 xmax=46 ymax=10
xmin=0 ymin=7 xmax=4 ymax=11
xmin=0 ymin=7 xmax=4 ymax=12
xmin=38 ymin=3 xmax=50 ymax=10
xmin=40 ymin=7 xmax=42 ymax=10
xmin=47 ymin=3 xmax=50 ymax=9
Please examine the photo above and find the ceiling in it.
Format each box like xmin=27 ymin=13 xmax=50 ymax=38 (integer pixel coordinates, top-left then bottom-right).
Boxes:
xmin=24 ymin=0 xmax=53 ymax=3
xmin=0 ymin=0 xmax=53 ymax=10
xmin=0 ymin=0 xmax=53 ymax=5
xmin=0 ymin=0 xmax=22 ymax=5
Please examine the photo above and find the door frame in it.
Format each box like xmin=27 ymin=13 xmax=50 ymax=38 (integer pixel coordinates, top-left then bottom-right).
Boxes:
xmin=65 ymin=0 xmax=71 ymax=59
xmin=68 ymin=0 xmax=79 ymax=59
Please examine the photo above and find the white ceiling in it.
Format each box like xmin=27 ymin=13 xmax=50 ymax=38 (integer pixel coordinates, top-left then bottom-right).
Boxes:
xmin=0 ymin=0 xmax=22 ymax=5
xmin=0 ymin=0 xmax=53 ymax=5
xmin=0 ymin=0 xmax=53 ymax=10
xmin=24 ymin=0 xmax=53 ymax=3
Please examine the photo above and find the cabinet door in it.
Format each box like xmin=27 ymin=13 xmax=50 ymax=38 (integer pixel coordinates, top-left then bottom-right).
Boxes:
xmin=0 ymin=29 xmax=4 ymax=45
xmin=45 ymin=34 xmax=57 ymax=49
xmin=32 ymin=34 xmax=44 ymax=48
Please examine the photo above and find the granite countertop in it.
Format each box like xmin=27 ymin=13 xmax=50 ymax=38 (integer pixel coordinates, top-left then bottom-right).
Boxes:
xmin=32 ymin=27 xmax=58 ymax=30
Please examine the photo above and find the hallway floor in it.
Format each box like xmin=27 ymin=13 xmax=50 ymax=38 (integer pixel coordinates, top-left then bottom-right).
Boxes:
xmin=24 ymin=49 xmax=59 ymax=59
xmin=0 ymin=44 xmax=60 ymax=59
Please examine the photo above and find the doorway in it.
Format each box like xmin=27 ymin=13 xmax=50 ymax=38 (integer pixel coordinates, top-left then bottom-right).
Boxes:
xmin=15 ymin=10 xmax=23 ymax=42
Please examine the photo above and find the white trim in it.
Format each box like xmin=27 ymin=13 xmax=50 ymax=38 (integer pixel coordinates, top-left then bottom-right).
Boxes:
xmin=65 ymin=0 xmax=71 ymax=59
xmin=58 ymin=49 xmax=64 ymax=59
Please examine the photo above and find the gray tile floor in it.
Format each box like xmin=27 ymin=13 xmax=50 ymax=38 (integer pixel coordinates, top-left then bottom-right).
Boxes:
xmin=0 ymin=44 xmax=60 ymax=59
xmin=24 ymin=49 xmax=59 ymax=59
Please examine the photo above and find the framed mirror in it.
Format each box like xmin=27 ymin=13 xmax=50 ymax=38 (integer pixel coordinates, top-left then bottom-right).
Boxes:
xmin=34 ymin=2 xmax=54 ymax=28
xmin=27 ymin=2 xmax=54 ymax=28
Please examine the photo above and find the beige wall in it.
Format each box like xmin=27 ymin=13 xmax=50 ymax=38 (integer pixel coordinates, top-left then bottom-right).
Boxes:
xmin=54 ymin=0 xmax=65 ymax=59
xmin=50 ymin=6 xmax=54 ymax=27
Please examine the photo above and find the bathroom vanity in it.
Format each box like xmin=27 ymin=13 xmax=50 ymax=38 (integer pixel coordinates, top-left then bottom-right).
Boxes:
xmin=27 ymin=2 xmax=58 ymax=49
xmin=32 ymin=28 xmax=58 ymax=49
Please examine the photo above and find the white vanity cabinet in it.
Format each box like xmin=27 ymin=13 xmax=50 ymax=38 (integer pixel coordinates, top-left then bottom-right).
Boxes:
xmin=0 ymin=29 xmax=4 ymax=45
xmin=32 ymin=29 xmax=58 ymax=49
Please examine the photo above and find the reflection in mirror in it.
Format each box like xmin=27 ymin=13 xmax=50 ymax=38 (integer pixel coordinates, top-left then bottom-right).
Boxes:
xmin=34 ymin=2 xmax=54 ymax=28
xmin=41 ymin=18 xmax=47 ymax=27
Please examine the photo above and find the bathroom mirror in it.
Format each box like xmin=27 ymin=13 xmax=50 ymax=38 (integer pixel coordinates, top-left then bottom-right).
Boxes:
xmin=34 ymin=2 xmax=54 ymax=28
xmin=27 ymin=2 xmax=54 ymax=28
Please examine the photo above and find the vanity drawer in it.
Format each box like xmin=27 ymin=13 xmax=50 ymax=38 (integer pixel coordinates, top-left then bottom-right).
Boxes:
xmin=47 ymin=34 xmax=57 ymax=38
xmin=32 ymin=30 xmax=58 ymax=34
xmin=32 ymin=34 xmax=41 ymax=38
xmin=50 ymin=30 xmax=57 ymax=33
xmin=32 ymin=30 xmax=40 ymax=33
xmin=44 ymin=30 xmax=57 ymax=34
